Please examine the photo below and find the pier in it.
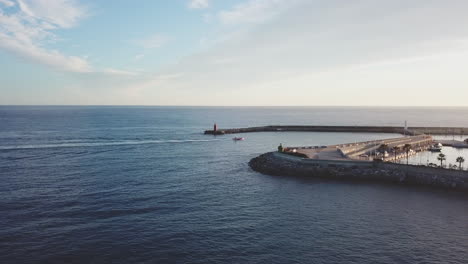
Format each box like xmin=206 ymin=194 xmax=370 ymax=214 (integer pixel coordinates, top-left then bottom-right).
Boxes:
xmin=204 ymin=125 xmax=468 ymax=136
xmin=249 ymin=134 xmax=467 ymax=192
xmin=286 ymin=135 xmax=433 ymax=162
xmin=242 ymin=131 xmax=467 ymax=191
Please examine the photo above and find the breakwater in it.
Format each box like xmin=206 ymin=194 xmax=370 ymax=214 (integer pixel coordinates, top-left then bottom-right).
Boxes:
xmin=249 ymin=152 xmax=468 ymax=192
xmin=439 ymin=139 xmax=468 ymax=148
xmin=205 ymin=125 xmax=468 ymax=136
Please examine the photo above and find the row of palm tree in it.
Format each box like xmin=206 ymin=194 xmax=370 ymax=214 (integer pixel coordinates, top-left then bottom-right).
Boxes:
xmin=380 ymin=143 xmax=466 ymax=170
xmin=383 ymin=143 xmax=412 ymax=164
xmin=437 ymin=153 xmax=466 ymax=170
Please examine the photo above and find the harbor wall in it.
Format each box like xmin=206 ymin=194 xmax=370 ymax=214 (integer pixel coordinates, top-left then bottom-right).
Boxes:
xmin=249 ymin=152 xmax=468 ymax=192
xmin=205 ymin=125 xmax=468 ymax=136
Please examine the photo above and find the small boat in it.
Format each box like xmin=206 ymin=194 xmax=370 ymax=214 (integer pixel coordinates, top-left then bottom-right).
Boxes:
xmin=428 ymin=143 xmax=442 ymax=152
xmin=232 ymin=137 xmax=245 ymax=141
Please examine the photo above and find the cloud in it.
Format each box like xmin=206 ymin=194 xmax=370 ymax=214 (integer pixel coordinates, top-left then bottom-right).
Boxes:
xmin=0 ymin=0 xmax=14 ymax=7
xmin=188 ymin=0 xmax=209 ymax=9
xmin=16 ymin=0 xmax=87 ymax=28
xmin=0 ymin=31 xmax=91 ymax=72
xmin=120 ymin=0 xmax=468 ymax=106
xmin=0 ymin=0 xmax=91 ymax=72
xmin=218 ymin=0 xmax=301 ymax=25
xmin=102 ymin=68 xmax=139 ymax=76
xmin=132 ymin=34 xmax=168 ymax=49
xmin=134 ymin=54 xmax=144 ymax=61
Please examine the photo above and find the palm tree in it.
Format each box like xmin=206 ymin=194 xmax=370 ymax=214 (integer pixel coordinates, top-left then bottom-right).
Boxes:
xmin=392 ymin=146 xmax=400 ymax=163
xmin=437 ymin=153 xmax=446 ymax=167
xmin=402 ymin=144 xmax=412 ymax=165
xmin=456 ymin=156 xmax=465 ymax=170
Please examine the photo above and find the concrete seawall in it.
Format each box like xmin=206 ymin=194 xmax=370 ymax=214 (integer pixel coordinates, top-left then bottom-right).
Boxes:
xmin=249 ymin=152 xmax=468 ymax=192
xmin=205 ymin=125 xmax=468 ymax=136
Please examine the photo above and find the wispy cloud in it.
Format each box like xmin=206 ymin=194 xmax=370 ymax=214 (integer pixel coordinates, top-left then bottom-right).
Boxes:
xmin=134 ymin=54 xmax=144 ymax=61
xmin=0 ymin=0 xmax=91 ymax=72
xmin=132 ymin=34 xmax=168 ymax=49
xmin=218 ymin=0 xmax=300 ymax=25
xmin=102 ymin=68 xmax=139 ymax=76
xmin=188 ymin=0 xmax=209 ymax=9
xmin=0 ymin=33 xmax=91 ymax=72
xmin=16 ymin=0 xmax=87 ymax=28
xmin=0 ymin=0 xmax=14 ymax=7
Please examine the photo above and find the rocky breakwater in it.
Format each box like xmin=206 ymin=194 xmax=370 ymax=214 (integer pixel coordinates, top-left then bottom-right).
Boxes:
xmin=249 ymin=152 xmax=468 ymax=192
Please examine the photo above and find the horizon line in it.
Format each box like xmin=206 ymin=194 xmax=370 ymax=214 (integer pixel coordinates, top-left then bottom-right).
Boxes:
xmin=1 ymin=104 xmax=468 ymax=108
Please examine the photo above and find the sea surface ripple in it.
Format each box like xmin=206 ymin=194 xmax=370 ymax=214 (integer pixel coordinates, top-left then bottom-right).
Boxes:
xmin=1 ymin=106 xmax=467 ymax=263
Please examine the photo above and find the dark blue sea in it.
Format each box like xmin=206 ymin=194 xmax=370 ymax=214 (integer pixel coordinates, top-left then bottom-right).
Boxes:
xmin=1 ymin=106 xmax=467 ymax=264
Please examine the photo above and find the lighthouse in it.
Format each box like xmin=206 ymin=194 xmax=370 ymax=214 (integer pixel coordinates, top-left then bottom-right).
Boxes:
xmin=214 ymin=123 xmax=217 ymax=134
xmin=404 ymin=120 xmax=408 ymax=136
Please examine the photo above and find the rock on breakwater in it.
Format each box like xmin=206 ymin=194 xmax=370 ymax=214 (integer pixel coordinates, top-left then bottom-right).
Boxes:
xmin=249 ymin=152 xmax=468 ymax=192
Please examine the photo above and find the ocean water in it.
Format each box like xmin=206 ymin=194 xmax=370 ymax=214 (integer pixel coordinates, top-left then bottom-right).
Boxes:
xmin=1 ymin=106 xmax=467 ymax=264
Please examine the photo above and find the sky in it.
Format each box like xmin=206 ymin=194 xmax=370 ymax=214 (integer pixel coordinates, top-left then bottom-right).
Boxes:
xmin=1 ymin=0 xmax=468 ymax=106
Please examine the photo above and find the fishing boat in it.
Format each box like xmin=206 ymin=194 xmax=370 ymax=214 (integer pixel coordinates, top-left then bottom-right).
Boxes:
xmin=232 ymin=137 xmax=245 ymax=141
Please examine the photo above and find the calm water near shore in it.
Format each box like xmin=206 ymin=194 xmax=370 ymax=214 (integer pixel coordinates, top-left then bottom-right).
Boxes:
xmin=1 ymin=106 xmax=467 ymax=263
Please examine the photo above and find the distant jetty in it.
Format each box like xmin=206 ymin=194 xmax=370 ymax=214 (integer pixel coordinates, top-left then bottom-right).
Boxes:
xmin=204 ymin=125 xmax=468 ymax=136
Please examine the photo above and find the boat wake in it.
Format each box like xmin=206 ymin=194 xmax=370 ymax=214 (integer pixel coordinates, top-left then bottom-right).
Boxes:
xmin=0 ymin=139 xmax=219 ymax=150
